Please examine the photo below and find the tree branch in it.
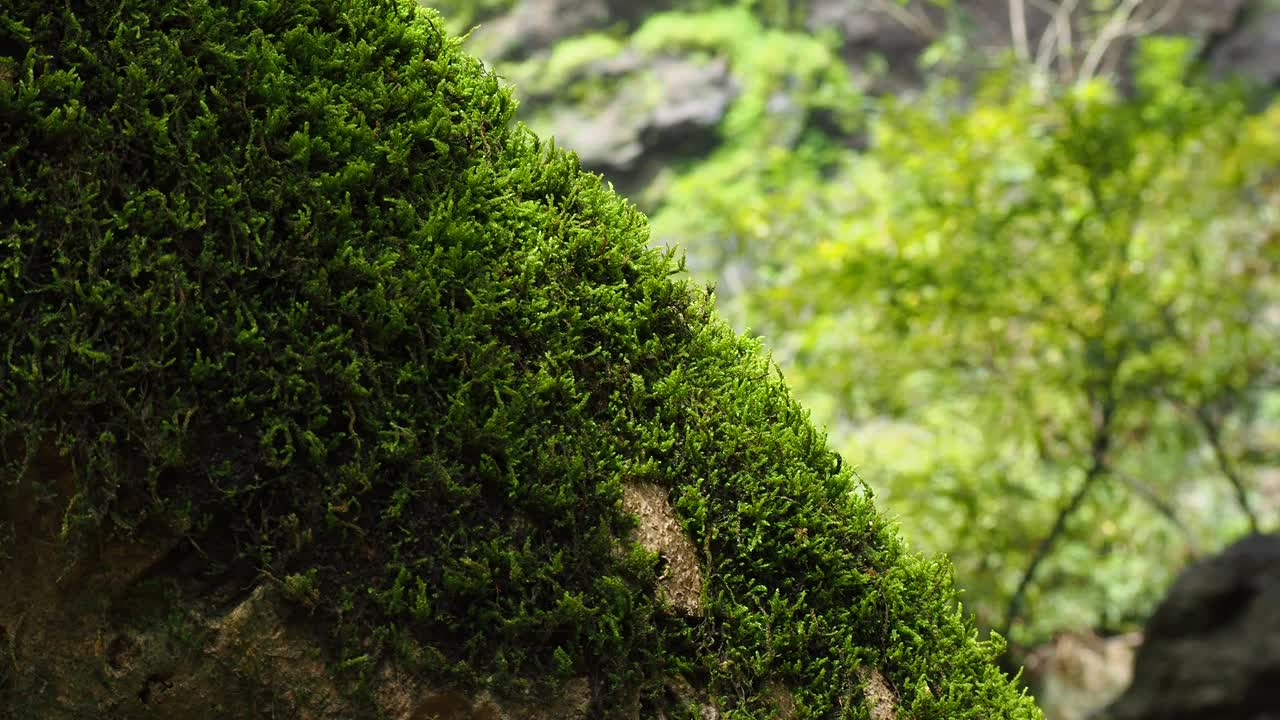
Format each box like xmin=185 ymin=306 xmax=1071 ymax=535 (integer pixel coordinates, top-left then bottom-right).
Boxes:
xmin=1079 ymin=0 xmax=1145 ymax=82
xmin=873 ymin=0 xmax=940 ymax=40
xmin=1029 ymin=0 xmax=1080 ymax=82
xmin=1078 ymin=0 xmax=1184 ymax=82
xmin=1127 ymin=0 xmax=1184 ymax=37
xmin=1112 ymin=470 xmax=1201 ymax=556
xmin=1010 ymin=0 xmax=1032 ymax=64
xmin=1194 ymin=404 xmax=1260 ymax=533
xmin=1001 ymin=395 xmax=1113 ymax=638
xmin=1153 ymin=376 xmax=1261 ymax=535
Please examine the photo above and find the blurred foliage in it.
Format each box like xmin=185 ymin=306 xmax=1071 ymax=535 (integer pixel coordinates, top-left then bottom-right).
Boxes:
xmin=431 ymin=0 xmax=1280 ymax=649
xmin=653 ymin=35 xmax=1280 ymax=644
xmin=419 ymin=0 xmax=515 ymax=37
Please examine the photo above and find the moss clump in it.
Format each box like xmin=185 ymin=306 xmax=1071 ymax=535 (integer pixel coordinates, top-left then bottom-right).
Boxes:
xmin=0 ymin=1 xmax=1041 ymax=717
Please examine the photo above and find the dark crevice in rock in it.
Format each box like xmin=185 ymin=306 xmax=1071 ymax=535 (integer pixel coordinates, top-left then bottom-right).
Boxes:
xmin=105 ymin=634 xmax=132 ymax=671
xmin=137 ymin=671 xmax=173 ymax=704
xmin=654 ymin=551 xmax=670 ymax=580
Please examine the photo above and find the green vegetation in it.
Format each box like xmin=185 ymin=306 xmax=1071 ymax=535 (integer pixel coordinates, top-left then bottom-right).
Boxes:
xmin=421 ymin=0 xmax=516 ymax=37
xmin=0 ymin=0 xmax=1040 ymax=717
xmin=655 ymin=35 xmax=1280 ymax=643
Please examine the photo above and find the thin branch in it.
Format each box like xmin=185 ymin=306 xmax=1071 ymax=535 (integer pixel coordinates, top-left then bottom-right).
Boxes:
xmin=1156 ymin=379 xmax=1263 ymax=536
xmin=1194 ymin=405 xmax=1260 ymax=533
xmin=1079 ymin=0 xmax=1144 ymax=82
xmin=1127 ymin=0 xmax=1184 ymax=36
xmin=1010 ymin=0 xmax=1032 ymax=64
xmin=1077 ymin=0 xmax=1185 ymax=82
xmin=1112 ymin=470 xmax=1201 ymax=556
xmin=1029 ymin=0 xmax=1080 ymax=82
xmin=1001 ymin=396 xmax=1113 ymax=638
xmin=873 ymin=0 xmax=940 ymax=40
xmin=1053 ymin=0 xmax=1078 ymax=82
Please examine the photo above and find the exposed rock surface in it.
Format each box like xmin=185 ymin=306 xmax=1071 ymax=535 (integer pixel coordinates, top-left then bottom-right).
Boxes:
xmin=1100 ymin=533 xmax=1280 ymax=720
xmin=1207 ymin=3 xmax=1280 ymax=88
xmin=622 ymin=481 xmax=705 ymax=617
xmin=469 ymin=0 xmax=680 ymax=62
xmin=0 ymin=448 xmax=606 ymax=720
xmin=454 ymin=0 xmax=1278 ymax=193
xmin=533 ymin=54 xmax=737 ymax=179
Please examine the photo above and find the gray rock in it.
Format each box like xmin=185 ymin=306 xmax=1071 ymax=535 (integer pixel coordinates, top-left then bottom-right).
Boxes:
xmin=1101 ymin=533 xmax=1280 ymax=720
xmin=472 ymin=0 xmax=680 ymax=61
xmin=1208 ymin=3 xmax=1280 ymax=87
xmin=649 ymin=56 xmax=737 ymax=141
xmin=531 ymin=54 xmax=738 ymax=183
xmin=471 ymin=0 xmax=612 ymax=62
xmin=806 ymin=0 xmax=936 ymax=91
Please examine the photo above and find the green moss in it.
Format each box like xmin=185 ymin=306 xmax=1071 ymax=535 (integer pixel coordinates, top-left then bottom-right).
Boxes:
xmin=0 ymin=0 xmax=1040 ymax=717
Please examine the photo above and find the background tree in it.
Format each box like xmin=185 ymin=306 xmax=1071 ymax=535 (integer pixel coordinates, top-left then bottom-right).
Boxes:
xmin=653 ymin=36 xmax=1280 ymax=643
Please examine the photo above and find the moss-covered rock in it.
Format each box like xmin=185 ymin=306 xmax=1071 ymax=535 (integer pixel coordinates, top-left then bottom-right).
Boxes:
xmin=0 ymin=1 xmax=1041 ymax=717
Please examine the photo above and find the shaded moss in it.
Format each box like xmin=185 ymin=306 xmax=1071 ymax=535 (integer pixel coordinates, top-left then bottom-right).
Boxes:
xmin=0 ymin=0 xmax=1040 ymax=717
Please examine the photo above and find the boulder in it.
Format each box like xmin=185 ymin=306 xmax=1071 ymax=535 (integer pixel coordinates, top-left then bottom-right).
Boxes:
xmin=0 ymin=1 xmax=1038 ymax=718
xmin=1207 ymin=4 xmax=1280 ymax=87
xmin=468 ymin=0 xmax=680 ymax=62
xmin=1101 ymin=533 xmax=1280 ymax=720
xmin=527 ymin=53 xmax=737 ymax=182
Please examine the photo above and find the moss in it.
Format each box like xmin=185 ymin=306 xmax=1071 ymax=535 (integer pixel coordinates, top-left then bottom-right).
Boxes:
xmin=0 ymin=0 xmax=1040 ymax=717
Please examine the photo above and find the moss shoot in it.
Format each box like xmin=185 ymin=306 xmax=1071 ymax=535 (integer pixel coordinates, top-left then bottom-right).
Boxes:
xmin=0 ymin=1 xmax=1040 ymax=717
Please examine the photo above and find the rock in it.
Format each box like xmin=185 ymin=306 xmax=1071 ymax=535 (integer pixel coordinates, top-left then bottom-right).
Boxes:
xmin=857 ymin=668 xmax=900 ymax=720
xmin=470 ymin=0 xmax=679 ymax=61
xmin=515 ymin=50 xmax=738 ymax=201
xmin=806 ymin=0 xmax=938 ymax=91
xmin=1022 ymin=630 xmax=1140 ymax=720
xmin=621 ymin=482 xmax=704 ymax=617
xmin=1207 ymin=3 xmax=1280 ymax=87
xmin=520 ymin=51 xmax=737 ymax=186
xmin=469 ymin=0 xmax=613 ymax=62
xmin=0 ymin=1 xmax=1043 ymax=717
xmin=646 ymin=56 xmax=737 ymax=149
xmin=1100 ymin=533 xmax=1280 ymax=720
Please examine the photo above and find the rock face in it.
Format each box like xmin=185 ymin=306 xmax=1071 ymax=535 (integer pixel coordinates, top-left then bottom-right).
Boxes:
xmin=467 ymin=0 xmax=680 ymax=62
xmin=1 ymin=448 xmax=598 ymax=720
xmin=454 ymin=0 xmax=1277 ymax=196
xmin=529 ymin=53 xmax=738 ymax=181
xmin=1207 ymin=4 xmax=1280 ymax=87
xmin=1100 ymin=533 xmax=1280 ymax=720
xmin=0 ymin=1 xmax=1039 ymax=718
